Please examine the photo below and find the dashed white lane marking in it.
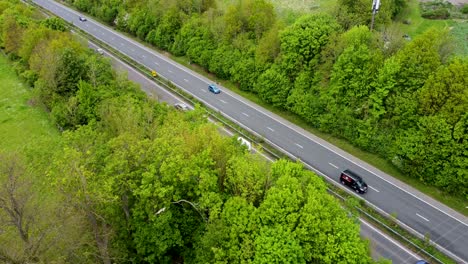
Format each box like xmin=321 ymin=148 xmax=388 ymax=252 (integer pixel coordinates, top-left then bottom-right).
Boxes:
xmin=416 ymin=213 xmax=430 ymax=222
xmin=242 ymin=112 xmax=249 ymax=117
xmin=219 ymin=99 xmax=227 ymax=104
xmin=154 ymin=62 xmax=159 ymax=66
xmin=184 ymin=79 xmax=188 ymax=82
xmin=101 ymin=32 xmax=105 ymax=36
xmin=201 ymin=89 xmax=207 ymax=93
xmin=267 ymin=127 xmax=274 ymax=132
xmin=120 ymin=43 xmax=124 ymax=46
xmin=295 ymin=143 xmax=303 ymax=149
xmin=329 ymin=163 xmax=338 ymax=169
xmin=111 ymin=37 xmax=115 ymax=41
xmin=168 ymin=70 xmax=173 ymax=73
xmin=131 ymin=48 xmax=135 ymax=52
xmin=368 ymin=185 xmax=380 ymax=193
xmin=142 ymin=55 xmax=146 ymax=59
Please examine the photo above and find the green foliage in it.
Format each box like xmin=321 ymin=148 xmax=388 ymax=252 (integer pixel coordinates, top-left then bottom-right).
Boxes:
xmin=3 ymin=0 xmax=467 ymax=262
xmin=254 ymin=64 xmax=291 ymax=108
xmin=335 ymin=0 xmax=398 ymax=29
xmin=222 ymin=0 xmax=276 ymax=42
xmin=279 ymin=13 xmax=341 ymax=78
xmin=462 ymin=4 xmax=468 ymax=14
xmin=420 ymin=0 xmax=452 ymax=19
xmin=41 ymin=16 xmax=66 ymax=31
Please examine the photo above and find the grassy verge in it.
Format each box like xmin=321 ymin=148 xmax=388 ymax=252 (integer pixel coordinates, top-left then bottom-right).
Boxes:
xmin=395 ymin=0 xmax=468 ymax=57
xmin=0 ymin=54 xmax=59 ymax=152
xmin=397 ymin=0 xmax=455 ymax=36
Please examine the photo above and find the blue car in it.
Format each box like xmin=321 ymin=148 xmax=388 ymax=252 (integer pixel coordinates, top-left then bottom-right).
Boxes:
xmin=415 ymin=261 xmax=429 ymax=264
xmin=208 ymin=84 xmax=220 ymax=94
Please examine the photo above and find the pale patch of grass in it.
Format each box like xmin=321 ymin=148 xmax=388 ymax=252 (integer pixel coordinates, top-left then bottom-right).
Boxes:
xmin=0 ymin=55 xmax=59 ymax=152
xmin=394 ymin=0 xmax=467 ymax=55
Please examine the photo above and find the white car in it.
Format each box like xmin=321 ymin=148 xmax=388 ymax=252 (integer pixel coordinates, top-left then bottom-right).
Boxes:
xmin=97 ymin=48 xmax=104 ymax=55
xmin=237 ymin=137 xmax=252 ymax=151
xmin=174 ymin=102 xmax=189 ymax=111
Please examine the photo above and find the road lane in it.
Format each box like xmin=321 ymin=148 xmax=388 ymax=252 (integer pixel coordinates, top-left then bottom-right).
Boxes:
xmin=33 ymin=0 xmax=468 ymax=262
xmin=89 ymin=39 xmax=423 ymax=264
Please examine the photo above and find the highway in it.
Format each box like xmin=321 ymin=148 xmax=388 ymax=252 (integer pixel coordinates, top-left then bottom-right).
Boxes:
xmin=95 ymin=42 xmax=423 ymax=263
xmin=33 ymin=0 xmax=468 ymax=262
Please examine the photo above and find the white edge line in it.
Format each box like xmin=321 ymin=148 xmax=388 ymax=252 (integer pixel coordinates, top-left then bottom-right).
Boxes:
xmin=225 ymin=93 xmax=468 ymax=228
xmin=42 ymin=0 xmax=468 ymax=229
xmin=83 ymin=19 xmax=467 ymax=263
xmin=416 ymin=213 xmax=430 ymax=222
xmin=93 ymin=40 xmax=275 ymax=166
xmin=360 ymin=219 xmax=422 ymax=260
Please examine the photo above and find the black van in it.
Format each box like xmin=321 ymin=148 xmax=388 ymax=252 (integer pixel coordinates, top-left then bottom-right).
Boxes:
xmin=340 ymin=170 xmax=368 ymax=194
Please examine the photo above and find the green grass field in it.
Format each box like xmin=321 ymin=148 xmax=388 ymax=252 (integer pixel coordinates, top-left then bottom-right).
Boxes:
xmin=0 ymin=54 xmax=59 ymax=152
xmin=396 ymin=0 xmax=467 ymax=55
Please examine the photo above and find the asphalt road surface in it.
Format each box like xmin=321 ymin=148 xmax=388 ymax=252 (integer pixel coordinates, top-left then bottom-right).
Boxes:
xmin=92 ymin=41 xmax=423 ymax=263
xmin=34 ymin=0 xmax=468 ymax=262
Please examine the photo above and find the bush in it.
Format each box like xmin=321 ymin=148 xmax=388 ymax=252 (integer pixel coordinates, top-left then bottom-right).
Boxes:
xmin=421 ymin=8 xmax=451 ymax=19
xmin=420 ymin=0 xmax=452 ymax=19
xmin=461 ymin=4 xmax=468 ymax=14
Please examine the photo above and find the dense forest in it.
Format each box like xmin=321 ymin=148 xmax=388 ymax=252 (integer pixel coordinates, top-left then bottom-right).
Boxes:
xmin=0 ymin=0 xmax=386 ymax=263
xmin=62 ymin=0 xmax=468 ymax=198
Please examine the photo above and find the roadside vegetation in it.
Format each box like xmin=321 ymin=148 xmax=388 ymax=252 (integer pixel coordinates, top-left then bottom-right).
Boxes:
xmin=0 ymin=0 xmax=387 ymax=263
xmin=60 ymin=0 xmax=468 ymax=214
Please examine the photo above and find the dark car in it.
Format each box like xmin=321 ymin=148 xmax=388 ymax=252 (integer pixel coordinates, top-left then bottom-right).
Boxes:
xmin=340 ymin=169 xmax=368 ymax=194
xmin=79 ymin=16 xmax=87 ymax=22
xmin=208 ymin=84 xmax=220 ymax=94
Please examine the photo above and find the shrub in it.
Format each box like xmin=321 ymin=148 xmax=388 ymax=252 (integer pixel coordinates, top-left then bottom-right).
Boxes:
xmin=420 ymin=0 xmax=452 ymax=19
xmin=461 ymin=4 xmax=468 ymax=14
xmin=421 ymin=8 xmax=450 ymax=19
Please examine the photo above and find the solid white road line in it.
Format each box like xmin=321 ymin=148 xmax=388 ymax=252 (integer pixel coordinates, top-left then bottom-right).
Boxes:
xmin=369 ymin=185 xmax=380 ymax=193
xmin=360 ymin=219 xmax=422 ymax=260
xmin=242 ymin=112 xmax=249 ymax=117
xmin=219 ymin=99 xmax=227 ymax=104
xmin=43 ymin=0 xmax=468 ymax=235
xmin=329 ymin=163 xmax=338 ymax=169
xmin=267 ymin=127 xmax=274 ymax=132
xmin=416 ymin=213 xmax=430 ymax=222
xmin=295 ymin=143 xmax=303 ymax=149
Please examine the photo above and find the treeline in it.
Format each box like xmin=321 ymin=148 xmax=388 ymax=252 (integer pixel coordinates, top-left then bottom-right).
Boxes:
xmin=66 ymin=0 xmax=467 ymax=197
xmin=0 ymin=0 xmax=381 ymax=263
